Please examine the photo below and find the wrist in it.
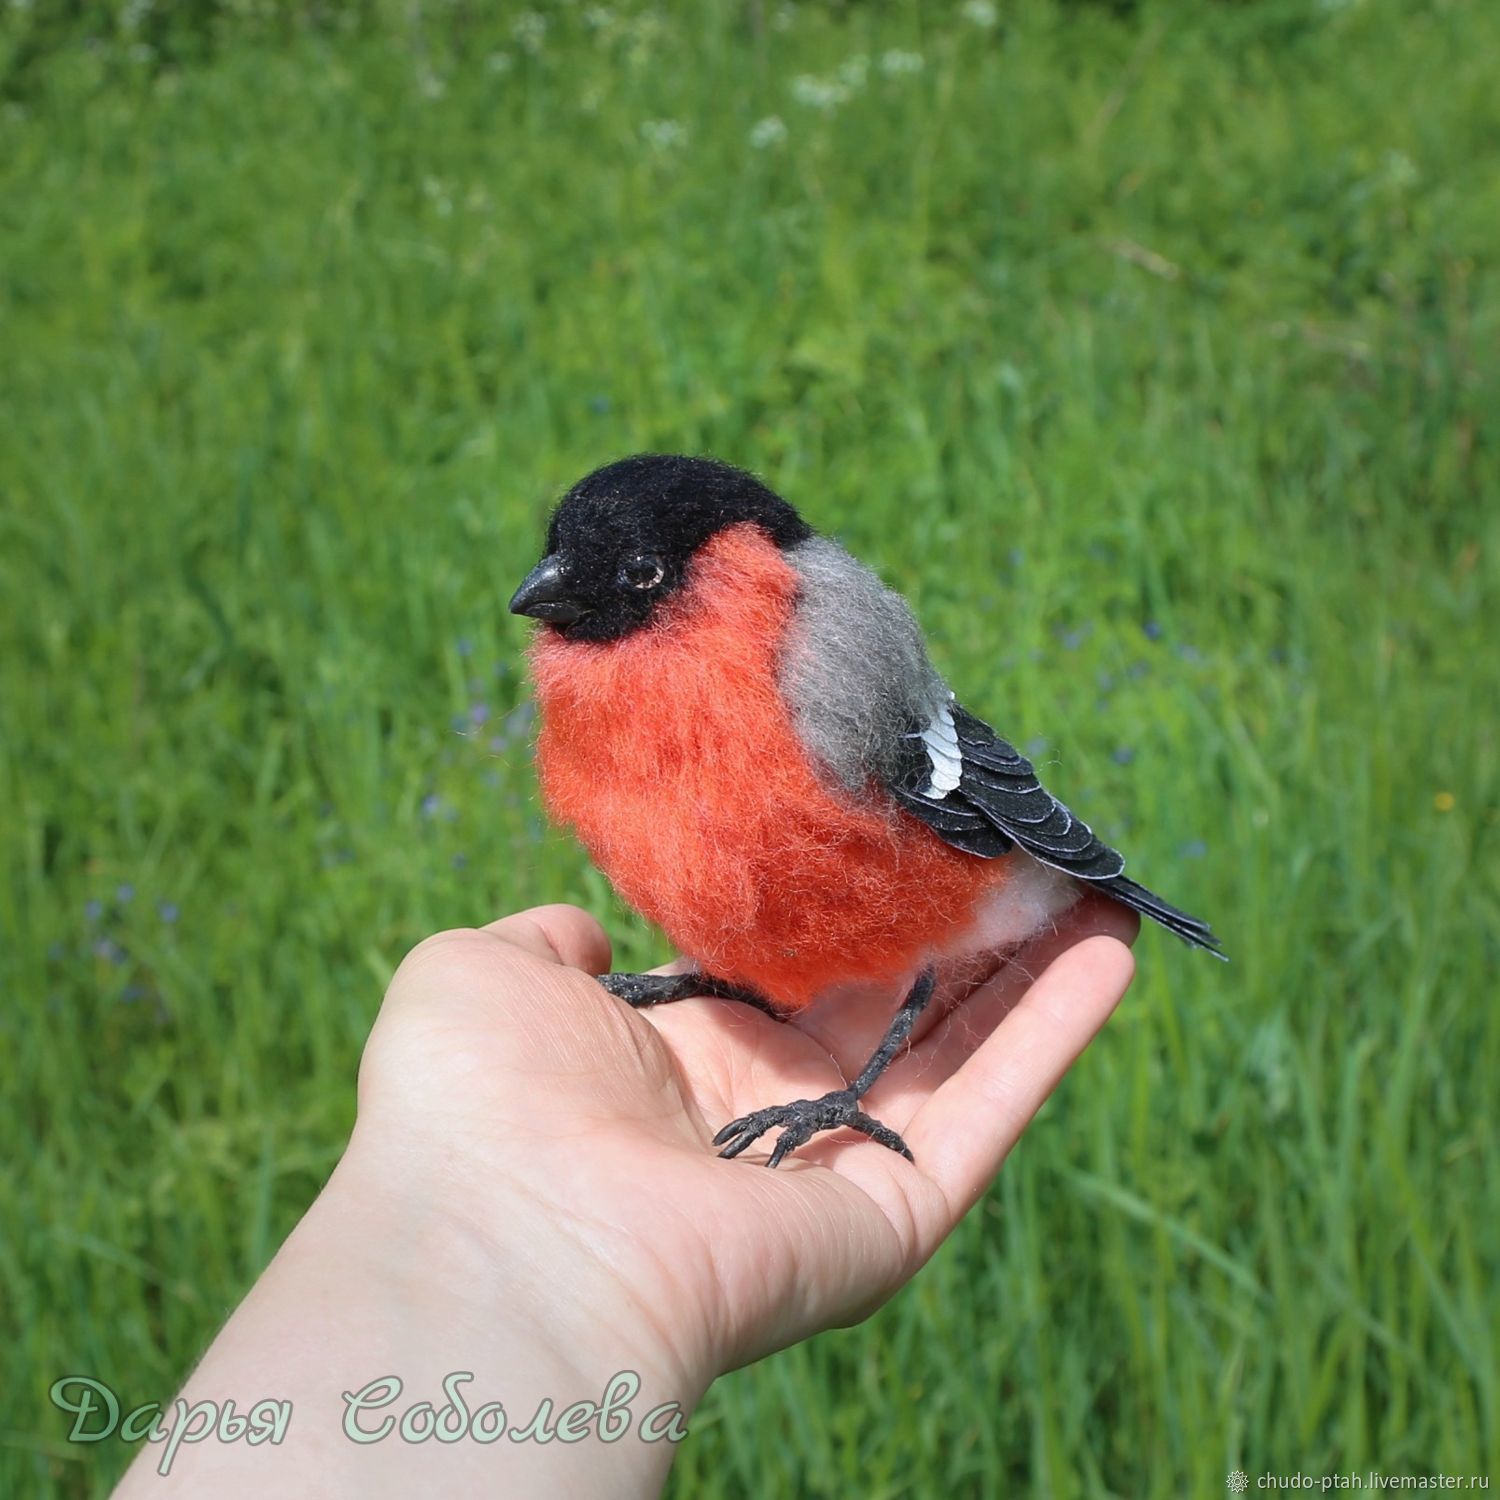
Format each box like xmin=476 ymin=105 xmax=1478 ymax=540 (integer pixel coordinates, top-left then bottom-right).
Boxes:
xmin=331 ymin=1118 xmax=718 ymax=1419
xmin=116 ymin=1131 xmax=711 ymax=1496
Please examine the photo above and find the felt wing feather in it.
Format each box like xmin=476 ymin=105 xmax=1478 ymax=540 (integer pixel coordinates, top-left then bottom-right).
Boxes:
xmin=780 ymin=535 xmax=1223 ymax=956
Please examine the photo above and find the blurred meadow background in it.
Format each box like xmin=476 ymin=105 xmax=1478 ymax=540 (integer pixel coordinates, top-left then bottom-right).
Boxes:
xmin=3 ymin=0 xmax=1497 ymax=1493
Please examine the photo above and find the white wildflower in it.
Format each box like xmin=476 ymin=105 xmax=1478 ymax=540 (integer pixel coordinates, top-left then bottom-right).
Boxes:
xmin=640 ymin=118 xmax=687 ymax=150
xmin=622 ymin=9 xmax=666 ymax=67
xmin=880 ymin=49 xmax=924 ymax=77
xmin=790 ymin=74 xmax=850 ymax=112
xmin=771 ymin=3 xmax=796 ymax=32
xmin=486 ymin=50 xmax=514 ymax=74
xmin=1384 ymin=149 xmax=1418 ymax=188
xmin=748 ymin=115 xmax=787 ymax=149
xmin=836 ymin=53 xmax=869 ymax=91
xmin=961 ymin=0 xmax=998 ymax=27
xmin=583 ymin=5 xmax=615 ymax=27
xmin=512 ymin=10 xmax=547 ymax=54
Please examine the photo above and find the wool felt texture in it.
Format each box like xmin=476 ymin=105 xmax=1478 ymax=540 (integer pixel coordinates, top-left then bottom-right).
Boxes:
xmin=532 ymin=454 xmax=812 ymax=644
xmin=530 ymin=524 xmax=1016 ymax=1012
xmin=780 ymin=540 xmax=1218 ymax=951
xmin=779 ymin=535 xmax=946 ymax=793
xmin=523 ymin=454 xmax=1221 ymax=1013
xmin=520 ymin=454 xmax=1220 ymax=1162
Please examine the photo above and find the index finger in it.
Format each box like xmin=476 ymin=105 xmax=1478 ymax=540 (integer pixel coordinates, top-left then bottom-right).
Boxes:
xmin=481 ymin=904 xmax=613 ymax=975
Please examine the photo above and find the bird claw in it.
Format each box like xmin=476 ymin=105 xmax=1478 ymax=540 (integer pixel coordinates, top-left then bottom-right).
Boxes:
xmin=597 ymin=971 xmax=783 ymax=1016
xmin=713 ymin=1088 xmax=914 ymax=1168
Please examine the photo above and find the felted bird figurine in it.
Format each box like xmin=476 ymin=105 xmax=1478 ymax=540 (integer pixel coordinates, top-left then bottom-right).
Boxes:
xmin=510 ymin=454 xmax=1221 ymax=1166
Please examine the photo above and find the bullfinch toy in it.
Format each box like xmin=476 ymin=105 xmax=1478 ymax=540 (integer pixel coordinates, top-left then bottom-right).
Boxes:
xmin=510 ymin=454 xmax=1222 ymax=1167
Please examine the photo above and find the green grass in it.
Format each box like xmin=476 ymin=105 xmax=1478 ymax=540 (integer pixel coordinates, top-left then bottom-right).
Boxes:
xmin=2 ymin=0 xmax=1497 ymax=1494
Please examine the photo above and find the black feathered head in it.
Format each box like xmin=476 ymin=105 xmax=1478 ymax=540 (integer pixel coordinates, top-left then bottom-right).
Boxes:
xmin=509 ymin=454 xmax=812 ymax=642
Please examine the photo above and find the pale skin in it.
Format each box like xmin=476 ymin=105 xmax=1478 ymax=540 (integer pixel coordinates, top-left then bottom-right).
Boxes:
xmin=114 ymin=897 xmax=1136 ymax=1497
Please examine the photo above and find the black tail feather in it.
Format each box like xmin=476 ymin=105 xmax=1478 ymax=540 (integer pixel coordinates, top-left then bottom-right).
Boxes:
xmin=1103 ymin=875 xmax=1226 ymax=959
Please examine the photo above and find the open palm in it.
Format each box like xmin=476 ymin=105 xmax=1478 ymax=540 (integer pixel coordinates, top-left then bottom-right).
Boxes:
xmin=359 ymin=898 xmax=1137 ymax=1376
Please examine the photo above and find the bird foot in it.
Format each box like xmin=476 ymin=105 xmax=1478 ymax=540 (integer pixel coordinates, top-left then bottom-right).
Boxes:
xmin=598 ymin=972 xmax=782 ymax=1017
xmin=713 ymin=1088 xmax=913 ymax=1168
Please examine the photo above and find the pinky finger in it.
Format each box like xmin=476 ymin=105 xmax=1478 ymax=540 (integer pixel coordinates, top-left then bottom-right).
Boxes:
xmin=903 ymin=934 xmax=1135 ymax=1219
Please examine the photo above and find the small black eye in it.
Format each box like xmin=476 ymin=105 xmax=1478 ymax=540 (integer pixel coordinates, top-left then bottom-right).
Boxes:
xmin=621 ymin=553 xmax=665 ymax=590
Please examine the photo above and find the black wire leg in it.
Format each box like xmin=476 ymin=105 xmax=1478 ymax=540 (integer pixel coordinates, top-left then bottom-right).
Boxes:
xmin=712 ymin=967 xmax=937 ymax=1167
xmin=597 ymin=971 xmax=784 ymax=1019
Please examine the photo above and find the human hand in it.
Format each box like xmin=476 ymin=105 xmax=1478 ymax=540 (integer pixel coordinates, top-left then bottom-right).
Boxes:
xmin=352 ymin=897 xmax=1138 ymax=1387
xmin=114 ymin=901 xmax=1135 ymax=1498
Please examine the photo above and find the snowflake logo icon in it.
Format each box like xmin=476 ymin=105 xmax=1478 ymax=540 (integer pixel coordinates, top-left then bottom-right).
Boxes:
xmin=1228 ymin=1472 xmax=1250 ymax=1494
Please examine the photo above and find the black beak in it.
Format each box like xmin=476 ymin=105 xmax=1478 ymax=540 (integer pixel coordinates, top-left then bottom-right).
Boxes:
xmin=508 ymin=555 xmax=592 ymax=624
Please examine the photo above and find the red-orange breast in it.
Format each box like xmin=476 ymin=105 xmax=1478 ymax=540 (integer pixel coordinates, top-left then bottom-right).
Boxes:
xmin=530 ymin=525 xmax=1008 ymax=1010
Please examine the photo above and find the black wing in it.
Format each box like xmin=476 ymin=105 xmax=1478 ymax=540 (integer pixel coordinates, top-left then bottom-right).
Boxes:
xmin=889 ymin=701 xmax=1224 ymax=956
